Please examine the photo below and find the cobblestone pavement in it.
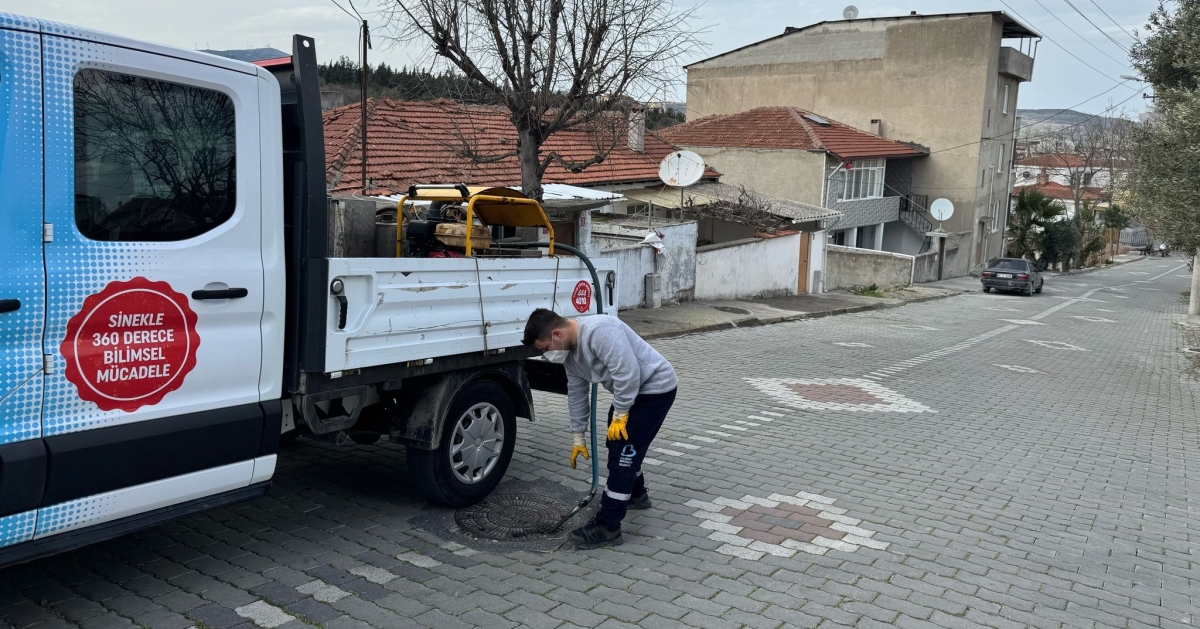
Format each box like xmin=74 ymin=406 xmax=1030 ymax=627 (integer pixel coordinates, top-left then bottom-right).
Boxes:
xmin=2 ymin=260 xmax=1198 ymax=629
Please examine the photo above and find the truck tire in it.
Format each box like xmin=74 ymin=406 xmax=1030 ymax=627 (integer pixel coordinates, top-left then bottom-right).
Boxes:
xmin=407 ymin=379 xmax=516 ymax=506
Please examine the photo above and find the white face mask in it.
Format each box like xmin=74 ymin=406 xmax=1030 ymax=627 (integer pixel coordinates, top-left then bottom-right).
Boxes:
xmin=542 ymin=336 xmax=569 ymax=363
xmin=542 ymin=350 xmax=569 ymax=364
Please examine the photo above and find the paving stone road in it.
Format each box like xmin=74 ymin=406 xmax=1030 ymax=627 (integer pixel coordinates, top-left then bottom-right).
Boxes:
xmin=2 ymin=260 xmax=1197 ymax=629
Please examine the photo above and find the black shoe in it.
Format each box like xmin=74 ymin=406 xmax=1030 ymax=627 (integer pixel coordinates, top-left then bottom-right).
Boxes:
xmin=568 ymin=517 xmax=623 ymax=549
xmin=628 ymin=492 xmax=652 ymax=510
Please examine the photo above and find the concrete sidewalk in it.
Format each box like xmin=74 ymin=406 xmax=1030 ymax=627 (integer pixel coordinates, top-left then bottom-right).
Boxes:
xmin=624 ymin=284 xmax=966 ymax=340
xmin=624 ymin=253 xmax=1155 ymax=340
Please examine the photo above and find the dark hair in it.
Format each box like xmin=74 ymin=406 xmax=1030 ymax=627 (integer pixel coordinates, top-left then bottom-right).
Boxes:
xmin=523 ymin=308 xmax=568 ymax=346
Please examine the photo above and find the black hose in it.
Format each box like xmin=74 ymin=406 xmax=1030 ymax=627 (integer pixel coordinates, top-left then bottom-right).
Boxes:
xmin=495 ymin=241 xmax=603 ymax=533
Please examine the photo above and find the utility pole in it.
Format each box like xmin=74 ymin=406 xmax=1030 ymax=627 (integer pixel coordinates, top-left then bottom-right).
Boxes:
xmin=360 ymin=19 xmax=370 ymax=195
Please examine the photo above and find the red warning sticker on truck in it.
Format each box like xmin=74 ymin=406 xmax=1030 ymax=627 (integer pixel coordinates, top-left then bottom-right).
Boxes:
xmin=60 ymin=277 xmax=200 ymax=412
xmin=572 ymin=280 xmax=592 ymax=313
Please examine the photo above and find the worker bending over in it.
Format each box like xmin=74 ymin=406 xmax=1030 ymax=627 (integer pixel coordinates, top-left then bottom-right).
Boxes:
xmin=523 ymin=308 xmax=678 ymax=549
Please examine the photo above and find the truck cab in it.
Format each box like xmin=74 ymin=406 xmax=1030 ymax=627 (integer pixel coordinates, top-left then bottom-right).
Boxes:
xmin=0 ymin=13 xmax=612 ymax=566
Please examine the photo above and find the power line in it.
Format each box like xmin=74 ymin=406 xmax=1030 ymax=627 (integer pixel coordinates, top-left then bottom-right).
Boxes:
xmin=1028 ymin=0 xmax=1131 ymax=68
xmin=1061 ymin=0 xmax=1132 ymax=54
xmin=928 ymin=87 xmax=1144 ymax=156
xmin=330 ymin=0 xmax=359 ymax=21
xmin=1022 ymin=79 xmax=1133 ymax=128
xmin=997 ymin=0 xmax=1123 ymax=85
xmin=1085 ymin=0 xmax=1138 ymax=41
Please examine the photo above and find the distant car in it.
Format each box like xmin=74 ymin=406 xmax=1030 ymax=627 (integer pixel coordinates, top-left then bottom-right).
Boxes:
xmin=981 ymin=258 xmax=1043 ymax=296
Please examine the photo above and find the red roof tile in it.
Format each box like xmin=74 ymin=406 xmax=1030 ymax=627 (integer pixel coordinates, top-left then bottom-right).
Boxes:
xmin=323 ymin=99 xmax=717 ymax=195
xmin=1012 ymin=181 xmax=1105 ymax=201
xmin=658 ymin=107 xmax=926 ymax=160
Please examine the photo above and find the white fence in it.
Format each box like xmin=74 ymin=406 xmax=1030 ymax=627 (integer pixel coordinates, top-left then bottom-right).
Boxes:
xmin=695 ymin=234 xmax=802 ymax=300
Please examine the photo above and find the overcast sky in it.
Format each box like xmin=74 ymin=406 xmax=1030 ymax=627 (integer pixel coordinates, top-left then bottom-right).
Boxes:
xmin=8 ymin=0 xmax=1153 ymax=116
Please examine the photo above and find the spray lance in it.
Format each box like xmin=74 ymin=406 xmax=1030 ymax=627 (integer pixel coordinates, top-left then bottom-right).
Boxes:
xmin=500 ymin=241 xmax=603 ymax=534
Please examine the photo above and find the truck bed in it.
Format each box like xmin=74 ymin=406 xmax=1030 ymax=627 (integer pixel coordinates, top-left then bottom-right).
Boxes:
xmin=325 ymin=256 xmax=614 ymax=372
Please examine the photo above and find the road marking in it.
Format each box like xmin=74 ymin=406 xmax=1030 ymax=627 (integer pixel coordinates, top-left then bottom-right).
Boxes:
xmin=653 ymin=447 xmax=687 ymax=457
xmin=719 ymin=424 xmax=748 ymax=431
xmin=235 ymin=601 xmax=294 ymax=628
xmin=747 ymin=415 xmax=774 ymax=422
xmin=1095 ymin=309 xmax=1115 ymax=312
xmin=1070 ymin=315 xmax=1116 ymax=323
xmin=995 ymin=364 xmax=1043 ymax=374
xmin=1026 ymin=340 xmax=1086 ymax=351
xmin=642 ymin=457 xmax=663 ymax=466
xmin=350 ymin=565 xmax=397 ymax=584
xmin=834 ymin=342 xmax=874 ymax=348
xmin=889 ymin=324 xmax=940 ymax=330
xmin=669 ymin=441 xmax=702 ymax=450
xmin=395 ymin=552 xmax=442 ymax=569
xmin=746 ymin=377 xmax=936 ymax=413
xmin=759 ymin=410 xmax=786 ymax=417
xmin=999 ymin=319 xmax=1045 ymax=325
xmin=689 ymin=435 xmax=719 ymax=443
xmin=297 ymin=580 xmax=351 ymax=603
xmin=706 ymin=430 xmax=733 ymax=437
xmin=985 ymin=307 xmax=1020 ymax=312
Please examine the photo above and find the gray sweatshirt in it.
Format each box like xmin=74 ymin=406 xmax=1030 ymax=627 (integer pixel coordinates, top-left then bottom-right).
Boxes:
xmin=564 ymin=315 xmax=678 ymax=433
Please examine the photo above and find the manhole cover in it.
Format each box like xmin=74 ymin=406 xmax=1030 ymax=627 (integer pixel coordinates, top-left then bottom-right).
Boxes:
xmin=455 ymin=493 xmax=568 ymax=540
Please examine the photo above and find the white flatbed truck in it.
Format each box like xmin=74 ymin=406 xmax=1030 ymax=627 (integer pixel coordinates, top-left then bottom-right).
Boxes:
xmin=0 ymin=13 xmax=612 ymax=566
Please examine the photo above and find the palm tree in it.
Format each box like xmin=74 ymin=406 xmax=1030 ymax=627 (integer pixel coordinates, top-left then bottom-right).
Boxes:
xmin=1007 ymin=189 xmax=1066 ymax=260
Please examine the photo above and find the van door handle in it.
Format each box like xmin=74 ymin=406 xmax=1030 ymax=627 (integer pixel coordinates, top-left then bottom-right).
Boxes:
xmin=0 ymin=299 xmax=19 ymax=313
xmin=192 ymin=288 xmax=249 ymax=300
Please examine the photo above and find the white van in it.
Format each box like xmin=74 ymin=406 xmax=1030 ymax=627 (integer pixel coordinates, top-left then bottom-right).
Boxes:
xmin=0 ymin=13 xmax=610 ymax=566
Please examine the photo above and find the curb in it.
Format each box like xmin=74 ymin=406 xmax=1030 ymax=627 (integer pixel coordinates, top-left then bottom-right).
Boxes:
xmin=638 ymin=290 xmax=968 ymax=341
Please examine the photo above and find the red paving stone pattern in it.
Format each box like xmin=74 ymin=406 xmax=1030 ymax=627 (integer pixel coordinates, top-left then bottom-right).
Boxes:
xmin=786 ymin=383 xmax=885 ymax=405
xmin=724 ymin=504 xmax=847 ymax=544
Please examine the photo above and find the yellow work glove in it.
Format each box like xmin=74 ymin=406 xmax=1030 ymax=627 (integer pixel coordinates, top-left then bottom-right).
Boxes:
xmin=570 ymin=432 xmax=590 ymax=469
xmin=607 ymin=412 xmax=630 ymax=442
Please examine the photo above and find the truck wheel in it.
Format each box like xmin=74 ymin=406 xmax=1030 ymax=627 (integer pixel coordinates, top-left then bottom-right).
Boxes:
xmin=407 ymin=380 xmax=516 ymax=506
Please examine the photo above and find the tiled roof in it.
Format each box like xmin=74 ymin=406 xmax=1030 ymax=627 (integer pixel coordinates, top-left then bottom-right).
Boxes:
xmin=658 ymin=107 xmax=927 ymax=160
xmin=323 ymin=99 xmax=717 ymax=195
xmin=1012 ymin=181 xmax=1105 ymax=201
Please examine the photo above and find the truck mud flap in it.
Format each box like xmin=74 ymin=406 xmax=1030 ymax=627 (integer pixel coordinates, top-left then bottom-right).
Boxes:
xmin=522 ymin=358 xmax=568 ymax=396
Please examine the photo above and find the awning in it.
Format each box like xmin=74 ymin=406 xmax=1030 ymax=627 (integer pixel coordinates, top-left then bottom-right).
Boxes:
xmin=622 ymin=182 xmax=841 ymax=223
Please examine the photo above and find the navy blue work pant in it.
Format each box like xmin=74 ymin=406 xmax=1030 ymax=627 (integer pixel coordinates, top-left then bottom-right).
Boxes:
xmin=596 ymin=388 xmax=677 ymax=529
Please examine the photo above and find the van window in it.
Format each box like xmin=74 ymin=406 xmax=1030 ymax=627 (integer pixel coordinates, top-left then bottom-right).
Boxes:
xmin=73 ymin=69 xmax=236 ymax=242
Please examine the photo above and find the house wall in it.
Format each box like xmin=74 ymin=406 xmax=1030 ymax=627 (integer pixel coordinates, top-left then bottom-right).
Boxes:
xmin=686 ymin=13 xmax=1031 ymax=276
xmin=912 ymin=230 xmax=973 ymax=282
xmin=826 ymin=244 xmax=914 ymax=290
xmin=824 ymin=157 xmax=916 ymax=233
xmin=673 ymin=147 xmax=826 ymax=206
xmin=695 ymin=234 xmax=802 ymax=300
xmin=591 ymin=219 xmax=698 ymax=307
xmin=880 ymin=219 xmax=926 ymax=254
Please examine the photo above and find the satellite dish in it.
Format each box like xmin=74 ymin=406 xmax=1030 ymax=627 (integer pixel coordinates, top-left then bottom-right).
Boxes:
xmin=1022 ymin=170 xmax=1032 ymax=180
xmin=843 ymin=5 xmax=859 ymax=19
xmin=658 ymin=150 xmax=705 ymax=187
xmin=929 ymin=198 xmax=954 ymax=222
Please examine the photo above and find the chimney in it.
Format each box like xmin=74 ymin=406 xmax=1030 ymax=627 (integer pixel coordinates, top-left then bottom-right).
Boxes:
xmin=1036 ymin=168 xmax=1049 ymax=185
xmin=628 ymin=108 xmax=645 ymax=153
xmin=910 ymin=10 xmax=918 ymax=15
xmin=869 ymin=119 xmax=882 ymax=136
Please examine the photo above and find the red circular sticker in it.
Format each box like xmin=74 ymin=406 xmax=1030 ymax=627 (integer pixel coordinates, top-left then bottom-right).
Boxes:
xmin=572 ymin=280 xmax=593 ymax=313
xmin=60 ymin=277 xmax=200 ymax=412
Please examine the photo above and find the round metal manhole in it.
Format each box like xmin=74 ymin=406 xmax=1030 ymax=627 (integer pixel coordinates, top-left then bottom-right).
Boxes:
xmin=455 ymin=493 xmax=567 ymax=540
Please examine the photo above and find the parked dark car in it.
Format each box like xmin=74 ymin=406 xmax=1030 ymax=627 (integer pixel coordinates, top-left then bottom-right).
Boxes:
xmin=981 ymin=258 xmax=1043 ymax=296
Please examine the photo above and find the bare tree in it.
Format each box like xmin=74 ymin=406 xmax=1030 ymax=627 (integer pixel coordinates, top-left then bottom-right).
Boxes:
xmin=684 ymin=185 xmax=791 ymax=233
xmin=379 ymin=0 xmax=703 ymax=199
